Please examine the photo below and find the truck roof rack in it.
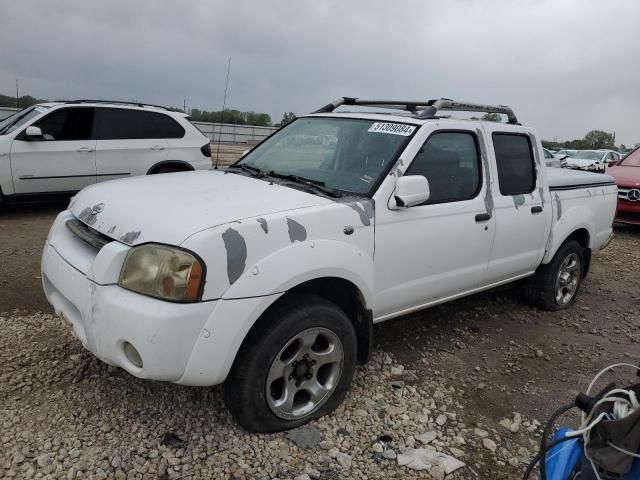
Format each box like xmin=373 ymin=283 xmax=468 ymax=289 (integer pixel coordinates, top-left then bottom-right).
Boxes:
xmin=64 ymin=99 xmax=171 ymax=111
xmin=312 ymin=97 xmax=519 ymax=125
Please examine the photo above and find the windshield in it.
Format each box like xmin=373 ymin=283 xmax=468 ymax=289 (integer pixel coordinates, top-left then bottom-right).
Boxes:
xmin=0 ymin=106 xmax=49 ymax=135
xmin=620 ymin=149 xmax=640 ymax=167
xmin=236 ymin=117 xmax=417 ymax=195
xmin=572 ymin=151 xmax=604 ymax=160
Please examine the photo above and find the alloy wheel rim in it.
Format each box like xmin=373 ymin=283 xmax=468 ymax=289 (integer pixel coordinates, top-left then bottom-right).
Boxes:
xmin=555 ymin=253 xmax=581 ymax=305
xmin=266 ymin=327 xmax=344 ymax=420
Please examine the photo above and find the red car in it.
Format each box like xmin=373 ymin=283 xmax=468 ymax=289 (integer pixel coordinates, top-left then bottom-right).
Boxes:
xmin=608 ymin=148 xmax=640 ymax=225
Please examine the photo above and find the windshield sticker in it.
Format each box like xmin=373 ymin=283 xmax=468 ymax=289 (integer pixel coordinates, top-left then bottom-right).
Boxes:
xmin=368 ymin=122 xmax=416 ymax=136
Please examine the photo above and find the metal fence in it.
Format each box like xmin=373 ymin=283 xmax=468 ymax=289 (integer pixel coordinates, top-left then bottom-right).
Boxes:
xmin=192 ymin=121 xmax=276 ymax=144
xmin=0 ymin=106 xmax=19 ymax=120
xmin=0 ymin=106 xmax=275 ymax=144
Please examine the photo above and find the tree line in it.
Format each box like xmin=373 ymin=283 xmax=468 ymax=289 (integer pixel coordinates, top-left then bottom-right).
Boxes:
xmin=477 ymin=113 xmax=630 ymax=151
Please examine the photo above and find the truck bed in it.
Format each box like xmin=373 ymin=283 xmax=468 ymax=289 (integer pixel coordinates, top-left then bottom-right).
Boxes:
xmin=546 ymin=167 xmax=616 ymax=189
xmin=544 ymin=167 xmax=617 ymax=258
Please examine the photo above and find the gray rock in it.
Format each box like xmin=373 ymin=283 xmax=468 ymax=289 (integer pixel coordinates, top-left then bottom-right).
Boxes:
xmin=335 ymin=452 xmax=352 ymax=469
xmin=286 ymin=425 xmax=323 ymax=448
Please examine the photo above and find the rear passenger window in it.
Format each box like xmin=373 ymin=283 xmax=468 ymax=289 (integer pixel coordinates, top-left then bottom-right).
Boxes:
xmin=405 ymin=131 xmax=481 ymax=204
xmin=492 ymin=134 xmax=536 ymax=195
xmin=96 ymin=109 xmax=185 ymax=140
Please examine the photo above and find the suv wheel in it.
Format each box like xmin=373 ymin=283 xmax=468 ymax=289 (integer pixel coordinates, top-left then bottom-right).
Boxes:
xmin=222 ymin=294 xmax=357 ymax=432
xmin=526 ymin=240 xmax=585 ymax=311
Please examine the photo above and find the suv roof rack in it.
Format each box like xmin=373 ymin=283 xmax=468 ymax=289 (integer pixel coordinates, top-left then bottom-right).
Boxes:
xmin=64 ymin=99 xmax=171 ymax=111
xmin=312 ymin=97 xmax=519 ymax=125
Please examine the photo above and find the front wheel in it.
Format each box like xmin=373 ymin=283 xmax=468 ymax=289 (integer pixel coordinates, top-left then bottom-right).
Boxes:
xmin=526 ymin=240 xmax=585 ymax=311
xmin=222 ymin=294 xmax=357 ymax=432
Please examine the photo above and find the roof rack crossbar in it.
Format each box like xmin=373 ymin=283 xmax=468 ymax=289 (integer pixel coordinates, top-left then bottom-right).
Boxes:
xmin=64 ymin=99 xmax=170 ymax=110
xmin=312 ymin=97 xmax=519 ymax=124
xmin=418 ymin=98 xmax=519 ymax=124
xmin=312 ymin=97 xmax=431 ymax=114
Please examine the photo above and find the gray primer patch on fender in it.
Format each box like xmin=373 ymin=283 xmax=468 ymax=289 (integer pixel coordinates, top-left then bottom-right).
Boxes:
xmin=342 ymin=200 xmax=375 ymax=226
xmin=119 ymin=231 xmax=141 ymax=245
xmin=555 ymin=193 xmax=562 ymax=220
xmin=257 ymin=218 xmax=269 ymax=234
xmin=286 ymin=218 xmax=307 ymax=242
xmin=222 ymin=228 xmax=247 ymax=284
xmin=512 ymin=194 xmax=525 ymax=209
xmin=476 ymin=129 xmax=494 ymax=216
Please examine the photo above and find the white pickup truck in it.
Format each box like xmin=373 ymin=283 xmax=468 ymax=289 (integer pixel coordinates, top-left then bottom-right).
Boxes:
xmin=41 ymin=98 xmax=617 ymax=432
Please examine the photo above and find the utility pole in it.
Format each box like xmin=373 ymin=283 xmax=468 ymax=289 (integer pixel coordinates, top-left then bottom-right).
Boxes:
xmin=183 ymin=98 xmax=186 ymax=113
xmin=214 ymin=57 xmax=232 ymax=169
xmin=15 ymin=79 xmax=19 ymax=108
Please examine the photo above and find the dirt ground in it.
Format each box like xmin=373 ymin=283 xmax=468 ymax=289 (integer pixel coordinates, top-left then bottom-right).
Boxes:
xmin=1 ymin=199 xmax=640 ymax=479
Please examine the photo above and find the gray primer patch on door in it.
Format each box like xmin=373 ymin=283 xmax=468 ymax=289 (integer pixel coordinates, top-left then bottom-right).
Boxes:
xmin=555 ymin=193 xmax=562 ymax=220
xmin=119 ymin=231 xmax=141 ymax=245
xmin=512 ymin=194 xmax=525 ymax=209
xmin=257 ymin=218 xmax=269 ymax=234
xmin=476 ymin=129 xmax=494 ymax=216
xmin=222 ymin=228 xmax=247 ymax=284
xmin=528 ymin=133 xmax=545 ymax=207
xmin=286 ymin=218 xmax=307 ymax=243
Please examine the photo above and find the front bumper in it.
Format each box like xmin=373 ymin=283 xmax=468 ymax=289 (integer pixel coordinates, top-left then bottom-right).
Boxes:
xmin=615 ymin=199 xmax=640 ymax=225
xmin=42 ymin=239 xmax=217 ymax=381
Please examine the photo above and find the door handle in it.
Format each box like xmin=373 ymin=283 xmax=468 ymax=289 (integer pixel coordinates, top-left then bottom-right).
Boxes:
xmin=531 ymin=206 xmax=543 ymax=214
xmin=150 ymin=145 xmax=166 ymax=151
xmin=76 ymin=147 xmax=95 ymax=153
xmin=475 ymin=212 xmax=491 ymax=222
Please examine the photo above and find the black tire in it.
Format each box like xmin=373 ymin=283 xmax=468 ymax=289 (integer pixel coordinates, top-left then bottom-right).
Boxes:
xmin=526 ymin=239 xmax=585 ymax=311
xmin=222 ymin=294 xmax=358 ymax=432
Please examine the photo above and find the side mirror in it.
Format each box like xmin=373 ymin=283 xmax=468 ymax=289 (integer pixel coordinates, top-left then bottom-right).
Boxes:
xmin=393 ymin=175 xmax=430 ymax=208
xmin=608 ymin=161 xmax=618 ymax=168
xmin=25 ymin=126 xmax=43 ymax=140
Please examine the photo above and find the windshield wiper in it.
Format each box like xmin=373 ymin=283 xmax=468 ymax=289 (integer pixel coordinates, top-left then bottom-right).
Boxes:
xmin=227 ymin=163 xmax=265 ymax=177
xmin=264 ymin=171 xmax=343 ymax=198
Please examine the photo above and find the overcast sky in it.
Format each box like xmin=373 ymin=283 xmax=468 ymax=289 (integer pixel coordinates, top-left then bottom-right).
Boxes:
xmin=1 ymin=0 xmax=638 ymax=144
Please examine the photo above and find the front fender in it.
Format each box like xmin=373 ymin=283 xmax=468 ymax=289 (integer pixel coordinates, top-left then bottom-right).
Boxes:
xmin=178 ymin=240 xmax=373 ymax=386
xmin=222 ymin=239 xmax=374 ymax=306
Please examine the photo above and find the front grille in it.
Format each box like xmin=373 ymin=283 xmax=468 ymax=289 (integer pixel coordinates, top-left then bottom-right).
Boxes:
xmin=66 ymin=219 xmax=113 ymax=250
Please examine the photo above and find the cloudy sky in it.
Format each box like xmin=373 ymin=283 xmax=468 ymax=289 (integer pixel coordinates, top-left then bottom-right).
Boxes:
xmin=1 ymin=0 xmax=638 ymax=144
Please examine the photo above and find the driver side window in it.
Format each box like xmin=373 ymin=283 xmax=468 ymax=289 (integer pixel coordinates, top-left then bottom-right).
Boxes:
xmin=405 ymin=131 xmax=482 ymax=204
xmin=34 ymin=108 xmax=94 ymax=141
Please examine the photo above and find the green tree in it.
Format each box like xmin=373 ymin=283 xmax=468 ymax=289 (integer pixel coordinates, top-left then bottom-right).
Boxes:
xmin=278 ymin=112 xmax=297 ymax=127
xmin=480 ymin=112 xmax=502 ymax=122
xmin=583 ymin=130 xmax=615 ymax=150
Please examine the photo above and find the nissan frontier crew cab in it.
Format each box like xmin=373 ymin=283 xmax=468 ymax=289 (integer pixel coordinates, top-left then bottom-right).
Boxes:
xmin=41 ymin=98 xmax=617 ymax=432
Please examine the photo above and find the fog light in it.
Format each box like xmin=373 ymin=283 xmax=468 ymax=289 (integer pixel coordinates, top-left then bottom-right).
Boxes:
xmin=123 ymin=341 xmax=143 ymax=368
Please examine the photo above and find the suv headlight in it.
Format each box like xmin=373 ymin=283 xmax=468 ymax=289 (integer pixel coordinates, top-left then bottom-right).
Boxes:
xmin=119 ymin=244 xmax=204 ymax=302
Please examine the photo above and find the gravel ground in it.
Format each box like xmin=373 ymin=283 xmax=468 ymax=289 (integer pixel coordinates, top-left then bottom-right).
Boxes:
xmin=1 ymin=201 xmax=640 ymax=479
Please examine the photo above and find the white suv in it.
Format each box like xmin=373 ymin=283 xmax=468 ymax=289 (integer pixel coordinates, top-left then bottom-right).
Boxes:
xmin=0 ymin=100 xmax=212 ymax=201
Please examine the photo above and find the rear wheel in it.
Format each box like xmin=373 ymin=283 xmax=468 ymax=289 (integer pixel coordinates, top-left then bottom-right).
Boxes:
xmin=222 ymin=294 xmax=357 ymax=432
xmin=526 ymin=240 xmax=585 ymax=311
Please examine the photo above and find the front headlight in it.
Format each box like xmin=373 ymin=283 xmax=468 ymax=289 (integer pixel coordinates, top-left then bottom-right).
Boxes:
xmin=119 ymin=244 xmax=204 ymax=302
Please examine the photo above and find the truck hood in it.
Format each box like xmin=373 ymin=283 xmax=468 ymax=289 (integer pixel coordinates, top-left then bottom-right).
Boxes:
xmin=607 ymin=166 xmax=640 ymax=188
xmin=68 ymin=170 xmax=333 ymax=246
